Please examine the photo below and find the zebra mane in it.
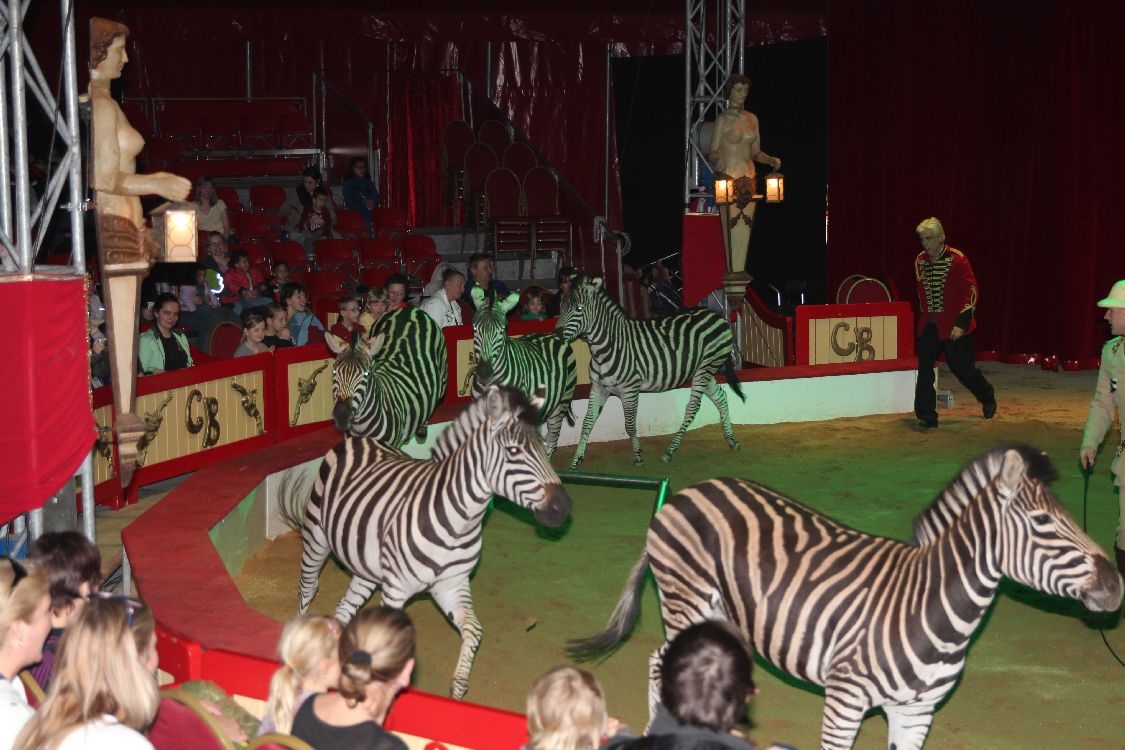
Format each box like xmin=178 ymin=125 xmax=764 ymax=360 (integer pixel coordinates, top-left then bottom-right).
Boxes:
xmin=430 ymin=385 xmax=538 ymax=462
xmin=574 ymin=274 xmax=626 ymax=316
xmin=910 ymin=443 xmax=1057 ymax=546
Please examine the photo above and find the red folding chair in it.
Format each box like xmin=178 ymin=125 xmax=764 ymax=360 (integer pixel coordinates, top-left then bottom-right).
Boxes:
xmin=334 ymin=209 xmax=370 ymax=239
xmin=477 ymin=119 xmax=512 ymax=159
xmin=358 ymin=238 xmax=401 ymax=270
xmin=463 ymin=142 xmax=498 ymax=228
xmin=372 ymin=207 xmax=409 ymax=238
xmin=231 ymin=212 xmax=280 ymax=243
xmin=200 ymin=115 xmax=240 ymax=151
xmin=502 ymin=141 xmax=538 ymax=180
xmin=361 ymin=266 xmax=397 ymax=290
xmin=239 ymin=241 xmax=270 ymax=266
xmin=267 ymin=240 xmax=312 ymax=273
xmin=442 ymin=119 xmax=476 ymax=223
xmin=313 ymin=238 xmax=360 ymax=276
xmin=486 ymin=167 xmax=533 ymax=280
xmin=215 ymin=186 xmax=245 ymax=215
xmin=240 ymin=112 xmax=280 ymax=150
xmin=278 ymin=112 xmax=313 ymax=149
xmin=402 ymin=235 xmax=440 ymax=278
xmin=249 ymin=184 xmax=287 ymax=214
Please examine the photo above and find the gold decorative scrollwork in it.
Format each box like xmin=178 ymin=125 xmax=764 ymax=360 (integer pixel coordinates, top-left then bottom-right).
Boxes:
xmin=830 ymin=321 xmax=876 ymax=362
xmin=230 ymin=381 xmax=265 ymax=435
xmin=136 ymin=392 xmax=175 ymax=467
xmin=459 ymin=349 xmax=479 ymax=397
xmin=186 ymin=389 xmax=222 ymax=449
xmin=291 ymin=361 xmax=330 ymax=427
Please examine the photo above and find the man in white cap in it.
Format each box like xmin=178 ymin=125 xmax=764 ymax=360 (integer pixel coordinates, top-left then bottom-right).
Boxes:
xmin=1080 ymin=279 xmax=1125 ymax=578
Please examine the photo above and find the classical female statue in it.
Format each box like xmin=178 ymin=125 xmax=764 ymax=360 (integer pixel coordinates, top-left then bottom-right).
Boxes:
xmin=88 ymin=18 xmax=190 ymax=483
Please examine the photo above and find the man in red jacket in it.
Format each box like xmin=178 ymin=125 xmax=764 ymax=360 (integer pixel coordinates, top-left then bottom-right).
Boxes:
xmin=913 ymin=217 xmax=996 ymax=428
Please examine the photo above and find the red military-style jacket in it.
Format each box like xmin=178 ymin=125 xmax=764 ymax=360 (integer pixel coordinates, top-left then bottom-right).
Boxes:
xmin=913 ymin=245 xmax=978 ymax=338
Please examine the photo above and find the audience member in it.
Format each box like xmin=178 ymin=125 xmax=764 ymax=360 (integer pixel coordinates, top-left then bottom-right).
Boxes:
xmin=283 ymin=167 xmax=337 ymax=239
xmin=329 ymin=296 xmax=366 ymax=343
xmin=25 ymin=533 xmax=102 ymax=692
xmin=264 ymin=302 xmax=295 ymax=349
xmin=291 ymin=606 xmax=413 ymax=750
xmin=139 ymin=293 xmax=193 ymax=375
xmin=418 ymin=268 xmax=466 ymax=328
xmin=223 ymin=250 xmax=270 ymax=314
xmin=525 ymin=666 xmax=632 ymax=750
xmin=201 ymin=232 xmax=231 ymax=276
xmin=385 ymin=274 xmax=410 ymax=310
xmin=462 ymin=253 xmax=511 ymax=303
xmin=296 ymin=187 xmax=336 ymax=256
xmin=0 ymin=557 xmax=51 ymax=750
xmin=342 ymin=156 xmax=380 ymax=237
xmin=266 ymin=261 xmax=292 ymax=303
xmin=193 ymin=176 xmax=229 ymax=240
xmin=13 ymin=596 xmax=158 ymax=750
xmin=546 ymin=266 xmax=579 ymax=317
xmin=520 ymin=289 xmax=547 ymax=321
xmin=359 ymin=287 xmax=389 ymax=331
xmin=176 ymin=263 xmax=236 ymax=352
xmin=235 ymin=310 xmax=274 ymax=357
xmin=258 ymin=615 xmax=342 ymax=737
xmin=284 ymin=283 xmax=326 ymax=346
xmin=89 ymin=321 xmax=110 ymax=389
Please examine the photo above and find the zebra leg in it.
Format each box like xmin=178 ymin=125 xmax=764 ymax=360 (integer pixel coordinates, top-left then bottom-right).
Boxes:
xmin=334 ymin=574 xmax=380 ymax=624
xmin=621 ymin=391 xmax=644 ymax=465
xmin=661 ymin=383 xmax=707 ymax=462
xmin=430 ymin=579 xmax=483 ymax=700
xmin=543 ymin=404 xmax=567 ymax=458
xmin=298 ymin=522 xmax=331 ymax=614
xmin=884 ymin=704 xmax=935 ymax=750
xmin=703 ymin=377 xmax=740 ymax=451
xmin=819 ymin=679 xmax=870 ymax=750
xmin=571 ymin=387 xmax=608 ymax=469
xmin=646 ymin=642 xmax=669 ymax=729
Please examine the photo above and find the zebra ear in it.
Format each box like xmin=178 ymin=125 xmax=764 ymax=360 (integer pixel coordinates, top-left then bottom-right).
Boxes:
xmin=483 ymin=384 xmax=506 ymax=418
xmin=590 ymin=276 xmax=604 ymax=290
xmin=528 ymin=385 xmax=547 ymax=414
xmin=470 ymin=285 xmax=487 ymax=310
xmin=498 ymin=291 xmax=521 ymax=315
xmin=997 ymin=448 xmax=1027 ymax=499
xmin=365 ymin=332 xmax=388 ymax=358
xmin=326 ymin=332 xmax=348 ymax=354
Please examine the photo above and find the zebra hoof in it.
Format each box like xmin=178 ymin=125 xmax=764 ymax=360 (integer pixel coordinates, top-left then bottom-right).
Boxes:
xmin=634 ymin=457 xmax=645 ymax=466
xmin=661 ymin=453 xmax=673 ymax=463
xmin=569 ymin=458 xmax=583 ymax=470
xmin=729 ymin=441 xmax=741 ymax=452
xmin=450 ymin=680 xmax=468 ymax=701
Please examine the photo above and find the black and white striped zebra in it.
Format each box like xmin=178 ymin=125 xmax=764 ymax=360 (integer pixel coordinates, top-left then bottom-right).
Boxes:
xmin=470 ymin=287 xmax=577 ymax=457
xmin=556 ymin=274 xmax=744 ymax=467
xmin=569 ymin=445 xmax=1122 ymax=750
xmin=327 ymin=306 xmax=447 ymax=445
xmin=297 ymin=384 xmax=571 ymax=699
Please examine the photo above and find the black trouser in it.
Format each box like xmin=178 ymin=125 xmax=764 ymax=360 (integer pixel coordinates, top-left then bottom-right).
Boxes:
xmin=914 ymin=322 xmax=995 ymax=423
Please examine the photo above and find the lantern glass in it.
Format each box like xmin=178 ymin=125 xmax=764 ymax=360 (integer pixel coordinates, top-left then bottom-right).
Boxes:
xmin=152 ymin=202 xmax=198 ymax=262
xmin=764 ymin=172 xmax=785 ymax=203
xmin=713 ymin=177 xmax=733 ymax=205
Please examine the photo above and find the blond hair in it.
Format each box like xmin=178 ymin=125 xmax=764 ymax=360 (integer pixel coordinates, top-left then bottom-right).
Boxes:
xmin=266 ymin=615 xmax=341 ymax=734
xmin=526 ymin=666 xmax=608 ymax=750
xmin=0 ymin=557 xmax=50 ymax=641
xmin=14 ymin=597 xmax=159 ymax=750
xmin=338 ymin=607 xmax=414 ymax=706
xmin=915 ymin=216 xmax=945 ymax=241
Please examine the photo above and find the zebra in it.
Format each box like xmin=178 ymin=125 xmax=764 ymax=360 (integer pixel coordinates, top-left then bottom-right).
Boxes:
xmin=568 ymin=444 xmax=1122 ymax=750
xmin=470 ymin=286 xmax=577 ymax=457
xmin=326 ymin=306 xmax=447 ymax=445
xmin=296 ymin=384 xmax=571 ymax=700
xmin=555 ymin=274 xmax=745 ymax=467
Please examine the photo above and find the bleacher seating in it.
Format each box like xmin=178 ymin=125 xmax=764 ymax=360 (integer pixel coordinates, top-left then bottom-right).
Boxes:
xmin=267 ymin=241 xmax=312 ymax=273
xmin=372 ymin=207 xmax=409 ymax=238
xmin=334 ymin=209 xmax=369 ymax=239
xmin=313 ymin=238 xmax=360 ymax=276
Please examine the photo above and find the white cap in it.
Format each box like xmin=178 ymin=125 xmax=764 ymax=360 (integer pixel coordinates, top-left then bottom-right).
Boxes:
xmin=1096 ymin=280 xmax=1125 ymax=308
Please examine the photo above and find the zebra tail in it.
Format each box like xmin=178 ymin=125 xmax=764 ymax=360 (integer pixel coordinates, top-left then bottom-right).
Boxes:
xmin=723 ymin=357 xmax=746 ymax=402
xmin=566 ymin=551 xmax=649 ymax=660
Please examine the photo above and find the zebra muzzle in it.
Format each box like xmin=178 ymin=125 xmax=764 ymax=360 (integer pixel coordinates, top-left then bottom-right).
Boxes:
xmin=534 ymin=484 xmax=571 ymax=528
xmin=332 ymin=400 xmax=354 ymax=432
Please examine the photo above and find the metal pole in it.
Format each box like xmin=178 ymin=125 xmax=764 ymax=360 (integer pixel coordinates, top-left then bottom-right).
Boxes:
xmin=9 ymin=0 xmax=33 ymax=272
xmin=80 ymin=451 xmax=95 ymax=544
xmin=245 ymin=40 xmax=253 ymax=100
xmin=60 ymin=0 xmax=86 ymax=274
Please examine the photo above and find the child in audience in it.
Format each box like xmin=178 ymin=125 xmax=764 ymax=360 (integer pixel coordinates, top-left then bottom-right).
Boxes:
xmin=385 ymin=274 xmax=410 ymax=310
xmin=258 ymin=615 xmax=342 ymax=737
xmin=291 ymin=606 xmax=413 ymax=750
xmin=264 ymin=302 xmax=294 ymax=349
xmin=25 ymin=532 xmax=102 ymax=692
xmin=267 ymin=261 xmax=292 ymax=303
xmin=223 ymin=250 xmax=269 ymax=314
xmin=0 ymin=557 xmax=51 ymax=750
xmin=284 ymin=283 xmax=326 ymax=346
xmin=520 ymin=289 xmax=547 ymax=320
xmin=296 ymin=187 xmax=336 ymax=257
xmin=329 ymin=296 xmax=366 ymax=343
xmin=525 ymin=666 xmax=632 ymax=750
xmin=359 ymin=287 xmax=389 ymax=331
xmin=235 ymin=310 xmax=274 ymax=357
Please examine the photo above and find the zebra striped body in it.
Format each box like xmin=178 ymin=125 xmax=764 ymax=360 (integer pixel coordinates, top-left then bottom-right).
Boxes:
xmin=471 ymin=288 xmax=577 ymax=457
xmin=327 ymin=306 xmax=447 ymax=445
xmin=569 ymin=445 xmax=1122 ymax=749
xmin=298 ymin=385 xmax=571 ymax=699
xmin=556 ymin=275 xmax=744 ymax=467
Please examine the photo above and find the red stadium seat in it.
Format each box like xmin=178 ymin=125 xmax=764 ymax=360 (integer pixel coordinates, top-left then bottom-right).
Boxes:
xmin=313 ymin=238 xmax=360 ymax=276
xmin=463 ymin=142 xmax=498 ymax=228
xmin=240 ymin=113 xmax=280 ymax=150
xmin=477 ymin=119 xmax=512 ymax=160
xmin=358 ymin=238 xmax=401 ymax=270
xmin=372 ymin=207 xmax=409 ymax=238
xmin=215 ymin=186 xmax=245 ymax=215
xmin=249 ymin=185 xmax=287 ymax=214
xmin=334 ymin=209 xmax=369 ymax=239
xmin=502 ymin=141 xmax=538 ymax=180
xmin=361 ymin=266 xmax=397 ymax=290
xmin=278 ymin=112 xmax=313 ymax=149
xmin=207 ymin=322 xmax=244 ymax=360
xmin=267 ymin=240 xmax=312 ymax=273
xmin=305 ymin=269 xmax=352 ymax=297
xmin=232 ymin=212 xmax=279 ymax=243
xmin=401 ymin=235 xmax=440 ymax=277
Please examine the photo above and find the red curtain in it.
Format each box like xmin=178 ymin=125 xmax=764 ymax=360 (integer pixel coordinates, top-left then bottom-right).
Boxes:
xmin=827 ymin=0 xmax=1125 ymax=361
xmin=0 ymin=277 xmax=95 ymax=522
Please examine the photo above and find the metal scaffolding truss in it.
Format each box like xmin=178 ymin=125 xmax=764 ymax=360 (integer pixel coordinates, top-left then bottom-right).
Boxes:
xmin=0 ymin=0 xmax=87 ymax=275
xmin=683 ymin=0 xmax=745 ymax=206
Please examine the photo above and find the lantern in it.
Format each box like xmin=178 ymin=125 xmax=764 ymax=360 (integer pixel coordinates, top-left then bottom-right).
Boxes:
xmin=151 ymin=202 xmax=198 ymax=262
xmin=713 ymin=176 xmax=733 ymax=205
xmin=764 ymin=171 xmax=785 ymax=203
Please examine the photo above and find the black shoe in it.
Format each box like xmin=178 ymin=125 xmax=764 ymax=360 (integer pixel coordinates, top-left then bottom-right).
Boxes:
xmin=918 ymin=418 xmax=938 ymax=429
xmin=982 ymin=400 xmax=997 ymax=419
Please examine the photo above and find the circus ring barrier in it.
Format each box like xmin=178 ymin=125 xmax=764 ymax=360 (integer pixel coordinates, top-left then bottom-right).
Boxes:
xmin=106 ymin=310 xmax=915 ymax=748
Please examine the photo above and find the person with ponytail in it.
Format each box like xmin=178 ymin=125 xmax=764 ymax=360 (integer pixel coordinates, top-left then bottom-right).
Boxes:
xmin=258 ymin=615 xmax=341 ymax=736
xmin=0 ymin=557 xmax=51 ymax=750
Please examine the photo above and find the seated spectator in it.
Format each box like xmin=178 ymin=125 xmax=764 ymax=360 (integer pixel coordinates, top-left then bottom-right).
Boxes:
xmin=284 ymin=283 xmax=325 ymax=346
xmin=264 ymin=302 xmax=295 ymax=349
xmin=13 ymin=595 xmax=158 ymax=750
xmin=25 ymin=533 xmax=102 ymax=693
xmin=283 ymin=167 xmax=337 ymax=240
xmin=0 ymin=557 xmax=51 ymax=750
xmin=90 ymin=320 xmax=110 ymax=389
xmin=266 ymin=261 xmax=292 ymax=303
xmin=546 ymin=266 xmax=579 ymax=317
xmin=418 ymin=267 xmax=466 ymax=328
xmin=193 ymin=175 xmax=230 ymax=240
xmin=520 ymin=289 xmax=548 ymax=321
xmin=201 ymin=232 xmax=231 ymax=277
xmin=329 ymin=296 xmax=366 ymax=343
xmin=295 ymin=188 xmax=336 ymax=258
xmin=359 ymin=287 xmax=389 ymax=331
xmin=525 ymin=666 xmax=633 ymax=750
xmin=235 ymin=310 xmax=273 ymax=357
xmin=462 ymin=253 xmax=511 ymax=304
xmin=258 ymin=615 xmax=342 ymax=737
xmin=178 ymin=263 xmax=237 ymax=354
xmin=139 ymin=293 xmax=193 ymax=375
xmin=291 ymin=606 xmax=413 ymax=750
xmin=384 ymin=274 xmax=410 ymax=310
xmin=342 ymin=156 xmax=380 ymax=237
xmin=223 ymin=250 xmax=270 ymax=314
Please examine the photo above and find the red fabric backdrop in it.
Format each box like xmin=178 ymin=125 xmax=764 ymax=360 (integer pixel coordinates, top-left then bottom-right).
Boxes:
xmin=827 ymin=0 xmax=1125 ymax=361
xmin=0 ymin=277 xmax=94 ymax=522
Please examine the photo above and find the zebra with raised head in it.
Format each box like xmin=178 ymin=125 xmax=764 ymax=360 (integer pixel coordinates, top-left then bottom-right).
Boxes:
xmin=568 ymin=444 xmax=1122 ymax=750
xmin=327 ymin=305 xmax=447 ymax=445
xmin=556 ymin=274 xmax=744 ymax=467
xmin=296 ymin=384 xmax=571 ymax=700
xmin=470 ymin=286 xmax=577 ymax=457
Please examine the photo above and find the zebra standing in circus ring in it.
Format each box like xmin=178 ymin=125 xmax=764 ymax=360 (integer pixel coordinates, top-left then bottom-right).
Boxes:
xmin=470 ymin=286 xmax=577 ymax=457
xmin=569 ymin=445 xmax=1122 ymax=750
xmin=294 ymin=385 xmax=571 ymax=699
xmin=326 ymin=305 xmax=447 ymax=445
xmin=556 ymin=274 xmax=744 ymax=467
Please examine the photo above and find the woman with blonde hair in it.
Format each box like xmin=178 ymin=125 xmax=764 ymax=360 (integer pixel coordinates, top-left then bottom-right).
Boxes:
xmin=14 ymin=596 xmax=159 ymax=750
xmin=258 ymin=615 xmax=341 ymax=736
xmin=1 ymin=557 xmax=52 ymax=750
xmin=291 ymin=606 xmax=413 ymax=750
xmin=526 ymin=666 xmax=629 ymax=750
xmin=193 ymin=176 xmax=230 ymax=240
